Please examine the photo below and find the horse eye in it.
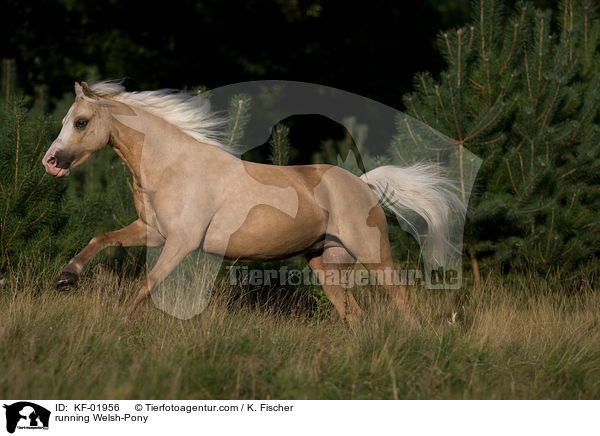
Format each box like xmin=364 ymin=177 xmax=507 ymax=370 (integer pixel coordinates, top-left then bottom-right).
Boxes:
xmin=75 ymin=118 xmax=88 ymax=129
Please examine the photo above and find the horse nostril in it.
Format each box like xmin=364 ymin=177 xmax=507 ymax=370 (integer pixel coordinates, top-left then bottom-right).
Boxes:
xmin=47 ymin=156 xmax=56 ymax=165
xmin=54 ymin=150 xmax=73 ymax=169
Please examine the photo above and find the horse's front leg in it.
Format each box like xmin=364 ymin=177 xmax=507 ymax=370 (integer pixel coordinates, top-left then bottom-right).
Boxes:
xmin=125 ymin=234 xmax=200 ymax=319
xmin=55 ymin=219 xmax=164 ymax=289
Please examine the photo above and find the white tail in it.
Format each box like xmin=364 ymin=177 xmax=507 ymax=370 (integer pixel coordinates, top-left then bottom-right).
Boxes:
xmin=360 ymin=163 xmax=466 ymax=267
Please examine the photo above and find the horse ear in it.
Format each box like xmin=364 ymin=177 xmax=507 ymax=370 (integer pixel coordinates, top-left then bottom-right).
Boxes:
xmin=81 ymin=81 xmax=95 ymax=98
xmin=74 ymin=82 xmax=83 ymax=97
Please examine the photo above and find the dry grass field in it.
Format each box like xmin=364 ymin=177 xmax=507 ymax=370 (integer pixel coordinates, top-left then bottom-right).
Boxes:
xmin=1 ymin=261 xmax=599 ymax=399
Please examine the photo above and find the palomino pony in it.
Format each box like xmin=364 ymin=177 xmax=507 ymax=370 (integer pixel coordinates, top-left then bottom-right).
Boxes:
xmin=42 ymin=81 xmax=461 ymax=322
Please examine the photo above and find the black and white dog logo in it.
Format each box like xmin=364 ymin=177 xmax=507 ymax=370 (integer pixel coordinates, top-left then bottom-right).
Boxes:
xmin=3 ymin=402 xmax=50 ymax=433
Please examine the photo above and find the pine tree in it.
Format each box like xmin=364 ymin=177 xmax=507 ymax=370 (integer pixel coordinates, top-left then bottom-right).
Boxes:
xmin=269 ymin=123 xmax=291 ymax=166
xmin=402 ymin=0 xmax=600 ymax=276
xmin=0 ymin=66 xmax=69 ymax=272
xmin=225 ymin=93 xmax=252 ymax=152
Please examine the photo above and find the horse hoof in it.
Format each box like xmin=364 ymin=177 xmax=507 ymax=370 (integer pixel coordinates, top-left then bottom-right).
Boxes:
xmin=54 ymin=271 xmax=79 ymax=291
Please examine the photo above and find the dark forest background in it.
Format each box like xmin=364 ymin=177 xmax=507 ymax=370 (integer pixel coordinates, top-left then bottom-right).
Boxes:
xmin=1 ymin=0 xmax=557 ymax=107
xmin=4 ymin=0 xmax=600 ymax=282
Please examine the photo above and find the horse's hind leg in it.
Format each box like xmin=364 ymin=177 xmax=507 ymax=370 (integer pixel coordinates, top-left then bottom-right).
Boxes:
xmin=55 ymin=219 xmax=164 ymax=290
xmin=358 ymin=254 xmax=420 ymax=327
xmin=306 ymin=246 xmax=363 ymax=322
xmin=338 ymin=205 xmax=419 ymax=325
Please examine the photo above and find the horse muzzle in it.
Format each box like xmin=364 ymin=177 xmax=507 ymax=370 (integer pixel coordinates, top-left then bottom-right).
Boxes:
xmin=42 ymin=147 xmax=73 ymax=177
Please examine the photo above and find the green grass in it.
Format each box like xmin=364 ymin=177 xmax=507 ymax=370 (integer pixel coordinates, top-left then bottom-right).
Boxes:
xmin=0 ymin=262 xmax=599 ymax=399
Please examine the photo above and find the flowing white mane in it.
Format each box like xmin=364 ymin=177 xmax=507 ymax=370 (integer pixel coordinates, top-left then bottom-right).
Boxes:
xmin=89 ymin=81 xmax=231 ymax=151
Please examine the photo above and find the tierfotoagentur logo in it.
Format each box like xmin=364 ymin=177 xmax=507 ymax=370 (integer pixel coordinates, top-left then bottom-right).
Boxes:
xmin=227 ymin=265 xmax=459 ymax=288
xmin=3 ymin=402 xmax=50 ymax=434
